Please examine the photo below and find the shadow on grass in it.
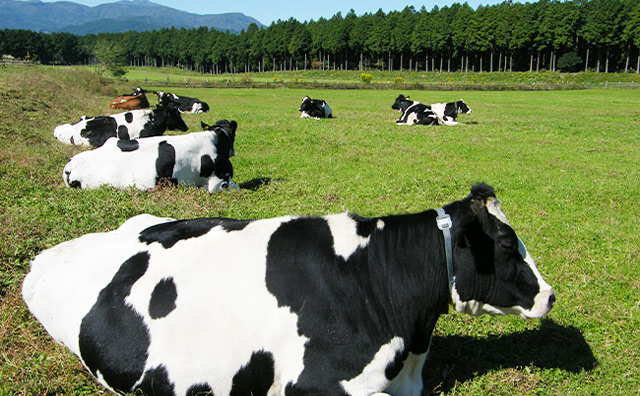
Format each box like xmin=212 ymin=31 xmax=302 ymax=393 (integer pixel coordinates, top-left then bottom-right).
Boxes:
xmin=423 ymin=319 xmax=595 ymax=394
xmin=239 ymin=177 xmax=279 ymax=191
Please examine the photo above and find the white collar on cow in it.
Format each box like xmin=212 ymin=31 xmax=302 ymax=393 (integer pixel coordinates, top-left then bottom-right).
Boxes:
xmin=435 ymin=208 xmax=455 ymax=297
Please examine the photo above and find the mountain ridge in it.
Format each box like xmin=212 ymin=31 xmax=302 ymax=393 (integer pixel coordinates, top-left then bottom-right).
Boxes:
xmin=0 ymin=0 xmax=263 ymax=34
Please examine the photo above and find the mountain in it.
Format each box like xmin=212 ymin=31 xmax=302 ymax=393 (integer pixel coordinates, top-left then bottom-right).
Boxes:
xmin=0 ymin=0 xmax=263 ymax=34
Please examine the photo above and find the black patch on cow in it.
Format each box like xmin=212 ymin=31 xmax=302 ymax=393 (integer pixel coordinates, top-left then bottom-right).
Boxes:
xmin=385 ymin=347 xmax=408 ymax=380
xmin=65 ymin=170 xmax=82 ymax=188
xmin=265 ymin=213 xmax=450 ymax=394
xmin=149 ymin=277 xmax=177 ymax=319
xmin=155 ymin=141 xmax=177 ymax=186
xmin=137 ymin=365 xmax=175 ymax=395
xmin=79 ymin=251 xmax=151 ymax=393
xmin=81 ymin=116 xmax=118 ymax=147
xmin=187 ymin=383 xmax=214 ymax=396
xmin=230 ymin=350 xmax=275 ymax=396
xmin=69 ymin=180 xmax=82 ymax=188
xmin=350 ymin=213 xmax=378 ymax=238
xmin=200 ymin=154 xmax=215 ymax=178
xmin=117 ymin=139 xmax=139 ymax=152
xmin=139 ymin=217 xmax=252 ymax=248
xmin=124 ymin=112 xmax=134 ymax=123
xmin=117 ymin=125 xmax=130 ymax=140
xmin=443 ymin=102 xmax=459 ymax=119
xmin=142 ymin=103 xmax=188 ymax=138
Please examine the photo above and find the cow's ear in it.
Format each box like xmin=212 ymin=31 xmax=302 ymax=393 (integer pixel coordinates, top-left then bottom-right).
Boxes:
xmin=230 ymin=120 xmax=237 ymax=133
xmin=201 ymin=121 xmax=210 ymax=130
xmin=469 ymin=183 xmax=495 ymax=215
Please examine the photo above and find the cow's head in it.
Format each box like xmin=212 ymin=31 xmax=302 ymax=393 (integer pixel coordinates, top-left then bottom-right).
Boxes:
xmin=161 ymin=102 xmax=189 ymax=132
xmin=201 ymin=120 xmax=237 ymax=157
xmin=448 ymin=184 xmax=554 ymax=319
xmin=456 ymin=100 xmax=472 ymax=115
xmin=392 ymin=94 xmax=410 ymax=111
xmin=299 ymin=96 xmax=313 ymax=112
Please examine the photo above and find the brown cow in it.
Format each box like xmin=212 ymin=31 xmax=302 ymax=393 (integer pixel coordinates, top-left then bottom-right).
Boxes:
xmin=110 ymin=87 xmax=150 ymax=110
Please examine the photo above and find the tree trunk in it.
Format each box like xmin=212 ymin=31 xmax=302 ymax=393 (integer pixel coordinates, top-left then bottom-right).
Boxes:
xmin=625 ymin=45 xmax=630 ymax=73
xmin=530 ymin=51 xmax=533 ymax=72
xmin=585 ymin=48 xmax=589 ymax=72
xmin=490 ymin=52 xmax=494 ymax=72
xmin=605 ymin=47 xmax=610 ymax=73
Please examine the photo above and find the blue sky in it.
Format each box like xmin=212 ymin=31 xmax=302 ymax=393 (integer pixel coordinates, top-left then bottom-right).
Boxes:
xmin=39 ymin=0 xmax=517 ymax=25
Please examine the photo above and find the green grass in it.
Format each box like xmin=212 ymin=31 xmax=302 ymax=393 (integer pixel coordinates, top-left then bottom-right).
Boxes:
xmin=1 ymin=65 xmax=640 ymax=395
xmin=116 ymin=66 xmax=640 ymax=89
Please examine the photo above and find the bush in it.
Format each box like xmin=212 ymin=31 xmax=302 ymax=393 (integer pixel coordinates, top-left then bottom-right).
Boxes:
xmin=394 ymin=76 xmax=404 ymax=84
xmin=359 ymin=73 xmax=373 ymax=84
xmin=557 ymin=51 xmax=582 ymax=72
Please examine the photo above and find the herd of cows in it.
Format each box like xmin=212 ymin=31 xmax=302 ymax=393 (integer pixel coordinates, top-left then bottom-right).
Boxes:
xmin=22 ymin=87 xmax=554 ymax=396
xmin=53 ymin=89 xmax=473 ymax=193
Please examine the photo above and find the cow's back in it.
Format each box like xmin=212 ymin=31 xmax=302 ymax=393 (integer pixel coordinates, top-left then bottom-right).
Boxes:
xmin=23 ymin=213 xmax=307 ymax=396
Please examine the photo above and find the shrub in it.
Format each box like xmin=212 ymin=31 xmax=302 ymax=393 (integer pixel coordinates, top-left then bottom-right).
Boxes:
xmin=394 ymin=76 xmax=404 ymax=83
xmin=360 ymin=73 xmax=373 ymax=84
xmin=557 ymin=51 xmax=582 ymax=72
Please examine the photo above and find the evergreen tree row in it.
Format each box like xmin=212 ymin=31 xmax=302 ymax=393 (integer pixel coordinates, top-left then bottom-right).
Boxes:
xmin=2 ymin=0 xmax=640 ymax=73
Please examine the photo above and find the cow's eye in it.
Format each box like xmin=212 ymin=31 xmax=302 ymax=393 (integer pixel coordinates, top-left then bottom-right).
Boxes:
xmin=499 ymin=240 xmax=515 ymax=251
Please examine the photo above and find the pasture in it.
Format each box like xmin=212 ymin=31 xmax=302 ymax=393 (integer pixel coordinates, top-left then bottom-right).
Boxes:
xmin=1 ymin=65 xmax=639 ymax=395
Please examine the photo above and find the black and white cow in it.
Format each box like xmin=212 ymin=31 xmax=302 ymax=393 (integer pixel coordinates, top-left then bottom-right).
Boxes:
xmin=391 ymin=95 xmax=438 ymax=125
xmin=63 ymin=119 xmax=237 ymax=192
xmin=155 ymin=91 xmax=210 ymax=113
xmin=54 ymin=102 xmax=189 ymax=148
xmin=299 ymin=96 xmax=333 ymax=119
xmin=429 ymin=99 xmax=472 ymax=126
xmin=392 ymin=95 xmax=472 ymax=126
xmin=23 ymin=183 xmax=554 ymax=396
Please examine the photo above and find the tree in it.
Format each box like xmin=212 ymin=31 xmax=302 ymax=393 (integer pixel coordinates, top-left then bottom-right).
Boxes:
xmin=93 ymin=40 xmax=127 ymax=77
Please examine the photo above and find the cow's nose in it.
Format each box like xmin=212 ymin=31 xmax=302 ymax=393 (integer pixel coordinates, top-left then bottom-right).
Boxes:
xmin=548 ymin=293 xmax=556 ymax=308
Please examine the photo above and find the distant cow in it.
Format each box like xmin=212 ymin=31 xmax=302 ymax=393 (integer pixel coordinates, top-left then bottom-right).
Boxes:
xmin=392 ymin=95 xmax=472 ymax=126
xmin=110 ymin=87 xmax=150 ymax=110
xmin=63 ymin=119 xmax=238 ymax=192
xmin=391 ymin=94 xmax=438 ymax=125
xmin=155 ymin=91 xmax=210 ymax=113
xmin=23 ymin=183 xmax=554 ymax=396
xmin=54 ymin=102 xmax=189 ymax=148
xmin=299 ymin=96 xmax=332 ymax=119
xmin=429 ymin=99 xmax=472 ymax=125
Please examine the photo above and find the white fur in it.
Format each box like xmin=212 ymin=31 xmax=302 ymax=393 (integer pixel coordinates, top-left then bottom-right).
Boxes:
xmin=326 ymin=213 xmax=371 ymax=260
xmin=384 ymin=353 xmax=427 ymax=396
xmin=340 ymin=337 xmax=404 ymax=396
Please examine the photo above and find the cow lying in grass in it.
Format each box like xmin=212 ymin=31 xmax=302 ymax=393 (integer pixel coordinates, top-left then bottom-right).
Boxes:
xmin=63 ymin=119 xmax=238 ymax=192
xmin=54 ymin=101 xmax=188 ymax=148
xmin=392 ymin=95 xmax=472 ymax=126
xmin=155 ymin=91 xmax=210 ymax=113
xmin=299 ymin=96 xmax=333 ymax=118
xmin=23 ymin=183 xmax=554 ymax=396
xmin=110 ymin=87 xmax=150 ymax=110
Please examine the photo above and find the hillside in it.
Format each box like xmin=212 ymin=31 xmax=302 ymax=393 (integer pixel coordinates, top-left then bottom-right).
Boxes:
xmin=0 ymin=0 xmax=263 ymax=34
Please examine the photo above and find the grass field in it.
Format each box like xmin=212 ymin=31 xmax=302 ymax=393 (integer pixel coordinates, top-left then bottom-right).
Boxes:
xmin=1 ymin=65 xmax=639 ymax=395
xmin=120 ymin=66 xmax=640 ymax=89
